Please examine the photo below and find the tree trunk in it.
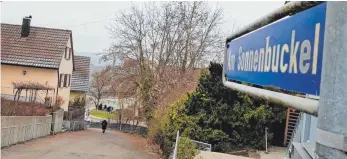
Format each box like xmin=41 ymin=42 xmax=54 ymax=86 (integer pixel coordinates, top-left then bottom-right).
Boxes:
xmin=17 ymin=89 xmax=22 ymax=101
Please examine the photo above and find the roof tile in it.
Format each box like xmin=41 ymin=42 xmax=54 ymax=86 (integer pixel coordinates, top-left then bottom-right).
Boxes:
xmin=1 ymin=23 xmax=71 ymax=68
xmin=71 ymin=56 xmax=90 ymax=92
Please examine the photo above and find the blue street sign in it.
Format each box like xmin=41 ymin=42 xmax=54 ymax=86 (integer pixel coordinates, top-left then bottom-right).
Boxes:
xmin=225 ymin=3 xmax=326 ymax=95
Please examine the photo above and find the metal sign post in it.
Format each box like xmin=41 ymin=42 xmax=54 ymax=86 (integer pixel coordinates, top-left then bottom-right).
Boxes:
xmin=173 ymin=130 xmax=180 ymax=159
xmin=315 ymin=2 xmax=347 ymax=158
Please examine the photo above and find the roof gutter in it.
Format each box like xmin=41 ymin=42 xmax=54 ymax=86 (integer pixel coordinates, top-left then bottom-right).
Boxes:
xmin=223 ymin=1 xmax=322 ymax=116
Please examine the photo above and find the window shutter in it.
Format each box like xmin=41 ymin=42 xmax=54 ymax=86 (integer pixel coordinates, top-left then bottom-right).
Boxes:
xmin=64 ymin=74 xmax=67 ymax=87
xmin=59 ymin=74 xmax=62 ymax=87
xmin=68 ymin=74 xmax=71 ymax=86
xmin=68 ymin=48 xmax=72 ymax=60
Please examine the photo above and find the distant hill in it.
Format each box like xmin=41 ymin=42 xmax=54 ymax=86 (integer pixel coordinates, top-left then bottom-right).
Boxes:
xmin=75 ymin=52 xmax=111 ymax=75
xmin=75 ymin=52 xmax=110 ymax=66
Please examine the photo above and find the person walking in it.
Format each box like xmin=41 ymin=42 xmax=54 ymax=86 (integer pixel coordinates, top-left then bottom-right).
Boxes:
xmin=101 ymin=120 xmax=108 ymax=133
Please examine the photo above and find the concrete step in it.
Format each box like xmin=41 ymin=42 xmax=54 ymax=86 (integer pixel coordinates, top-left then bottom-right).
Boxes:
xmin=290 ymin=142 xmax=312 ymax=159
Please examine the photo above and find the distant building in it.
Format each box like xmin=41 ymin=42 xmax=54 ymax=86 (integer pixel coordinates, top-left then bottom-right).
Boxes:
xmin=70 ymin=55 xmax=90 ymax=100
xmin=0 ymin=17 xmax=75 ymax=111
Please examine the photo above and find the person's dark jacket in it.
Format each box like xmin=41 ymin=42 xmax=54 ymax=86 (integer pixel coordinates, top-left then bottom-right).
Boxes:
xmin=101 ymin=120 xmax=107 ymax=129
xmin=107 ymin=106 xmax=112 ymax=112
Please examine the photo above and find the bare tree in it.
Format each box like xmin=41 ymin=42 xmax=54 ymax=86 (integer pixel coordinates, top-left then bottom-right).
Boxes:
xmin=101 ymin=2 xmax=225 ymax=122
xmin=89 ymin=67 xmax=112 ymax=109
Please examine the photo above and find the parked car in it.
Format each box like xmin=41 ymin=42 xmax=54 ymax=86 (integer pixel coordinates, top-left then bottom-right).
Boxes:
xmin=84 ymin=116 xmax=91 ymax=122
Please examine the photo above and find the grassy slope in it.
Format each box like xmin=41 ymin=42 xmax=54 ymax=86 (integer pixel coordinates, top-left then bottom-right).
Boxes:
xmin=90 ymin=109 xmax=117 ymax=119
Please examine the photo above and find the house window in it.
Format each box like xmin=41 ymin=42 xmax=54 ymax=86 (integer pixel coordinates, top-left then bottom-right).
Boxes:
xmin=65 ymin=47 xmax=71 ymax=60
xmin=59 ymin=74 xmax=71 ymax=88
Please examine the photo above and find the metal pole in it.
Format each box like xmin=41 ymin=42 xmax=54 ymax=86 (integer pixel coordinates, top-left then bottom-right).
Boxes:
xmin=173 ymin=130 xmax=180 ymax=159
xmin=222 ymin=78 xmax=319 ymax=116
xmin=315 ymin=2 xmax=347 ymax=158
xmin=265 ymin=127 xmax=268 ymax=154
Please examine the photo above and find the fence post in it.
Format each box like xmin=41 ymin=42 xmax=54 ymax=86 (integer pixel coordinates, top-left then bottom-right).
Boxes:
xmin=7 ymin=127 xmax=12 ymax=147
xmin=30 ymin=122 xmax=33 ymax=140
xmin=23 ymin=125 xmax=26 ymax=142
xmin=34 ymin=123 xmax=37 ymax=139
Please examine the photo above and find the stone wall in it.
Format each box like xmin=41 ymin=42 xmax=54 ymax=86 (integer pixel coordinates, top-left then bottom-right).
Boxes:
xmin=51 ymin=109 xmax=64 ymax=134
xmin=62 ymin=120 xmax=86 ymax=131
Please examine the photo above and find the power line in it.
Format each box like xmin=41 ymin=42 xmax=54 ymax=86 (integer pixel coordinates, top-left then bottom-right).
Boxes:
xmin=61 ymin=18 xmax=117 ymax=28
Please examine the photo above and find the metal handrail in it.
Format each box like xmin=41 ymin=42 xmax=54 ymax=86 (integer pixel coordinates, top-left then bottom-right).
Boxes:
xmin=190 ymin=139 xmax=212 ymax=151
xmin=226 ymin=1 xmax=323 ymax=43
xmin=222 ymin=77 xmax=319 ymax=116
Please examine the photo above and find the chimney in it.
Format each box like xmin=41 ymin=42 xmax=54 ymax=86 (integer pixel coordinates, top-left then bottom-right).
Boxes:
xmin=21 ymin=15 xmax=32 ymax=37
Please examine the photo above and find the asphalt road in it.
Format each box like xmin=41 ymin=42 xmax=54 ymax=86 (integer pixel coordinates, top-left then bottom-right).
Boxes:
xmin=1 ymin=128 xmax=155 ymax=159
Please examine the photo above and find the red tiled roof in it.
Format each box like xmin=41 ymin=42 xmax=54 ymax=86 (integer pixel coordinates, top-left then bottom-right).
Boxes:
xmin=1 ymin=23 xmax=72 ymax=68
xmin=71 ymin=56 xmax=90 ymax=92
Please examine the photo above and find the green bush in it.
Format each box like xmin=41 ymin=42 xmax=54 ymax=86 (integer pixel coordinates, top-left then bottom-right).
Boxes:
xmin=150 ymin=62 xmax=287 ymax=156
xmin=183 ymin=63 xmax=286 ymax=151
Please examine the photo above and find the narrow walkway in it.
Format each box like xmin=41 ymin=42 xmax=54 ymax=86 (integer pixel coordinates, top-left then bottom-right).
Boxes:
xmin=1 ymin=128 xmax=155 ymax=159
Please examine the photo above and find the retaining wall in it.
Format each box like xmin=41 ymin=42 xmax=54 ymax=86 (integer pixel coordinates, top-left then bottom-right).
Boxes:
xmin=1 ymin=115 xmax=52 ymax=147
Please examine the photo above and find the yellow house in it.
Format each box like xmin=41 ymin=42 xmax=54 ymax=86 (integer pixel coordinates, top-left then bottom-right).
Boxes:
xmin=70 ymin=55 xmax=90 ymax=100
xmin=0 ymin=17 xmax=75 ymax=111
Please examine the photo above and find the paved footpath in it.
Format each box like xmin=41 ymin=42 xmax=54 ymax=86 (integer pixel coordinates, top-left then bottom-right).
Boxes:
xmin=1 ymin=128 xmax=155 ymax=159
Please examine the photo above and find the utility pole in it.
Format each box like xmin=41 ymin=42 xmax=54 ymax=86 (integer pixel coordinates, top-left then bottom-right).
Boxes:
xmin=315 ymin=2 xmax=347 ymax=158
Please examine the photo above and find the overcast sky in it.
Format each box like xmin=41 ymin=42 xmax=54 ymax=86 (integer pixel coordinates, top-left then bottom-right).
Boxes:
xmin=1 ymin=1 xmax=284 ymax=56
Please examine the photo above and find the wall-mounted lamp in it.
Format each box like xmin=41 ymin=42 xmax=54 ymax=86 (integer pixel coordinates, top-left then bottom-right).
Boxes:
xmin=23 ymin=70 xmax=27 ymax=75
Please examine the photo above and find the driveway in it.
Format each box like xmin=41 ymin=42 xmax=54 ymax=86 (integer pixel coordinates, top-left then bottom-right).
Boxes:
xmin=1 ymin=128 xmax=155 ymax=159
xmin=89 ymin=115 xmax=147 ymax=127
